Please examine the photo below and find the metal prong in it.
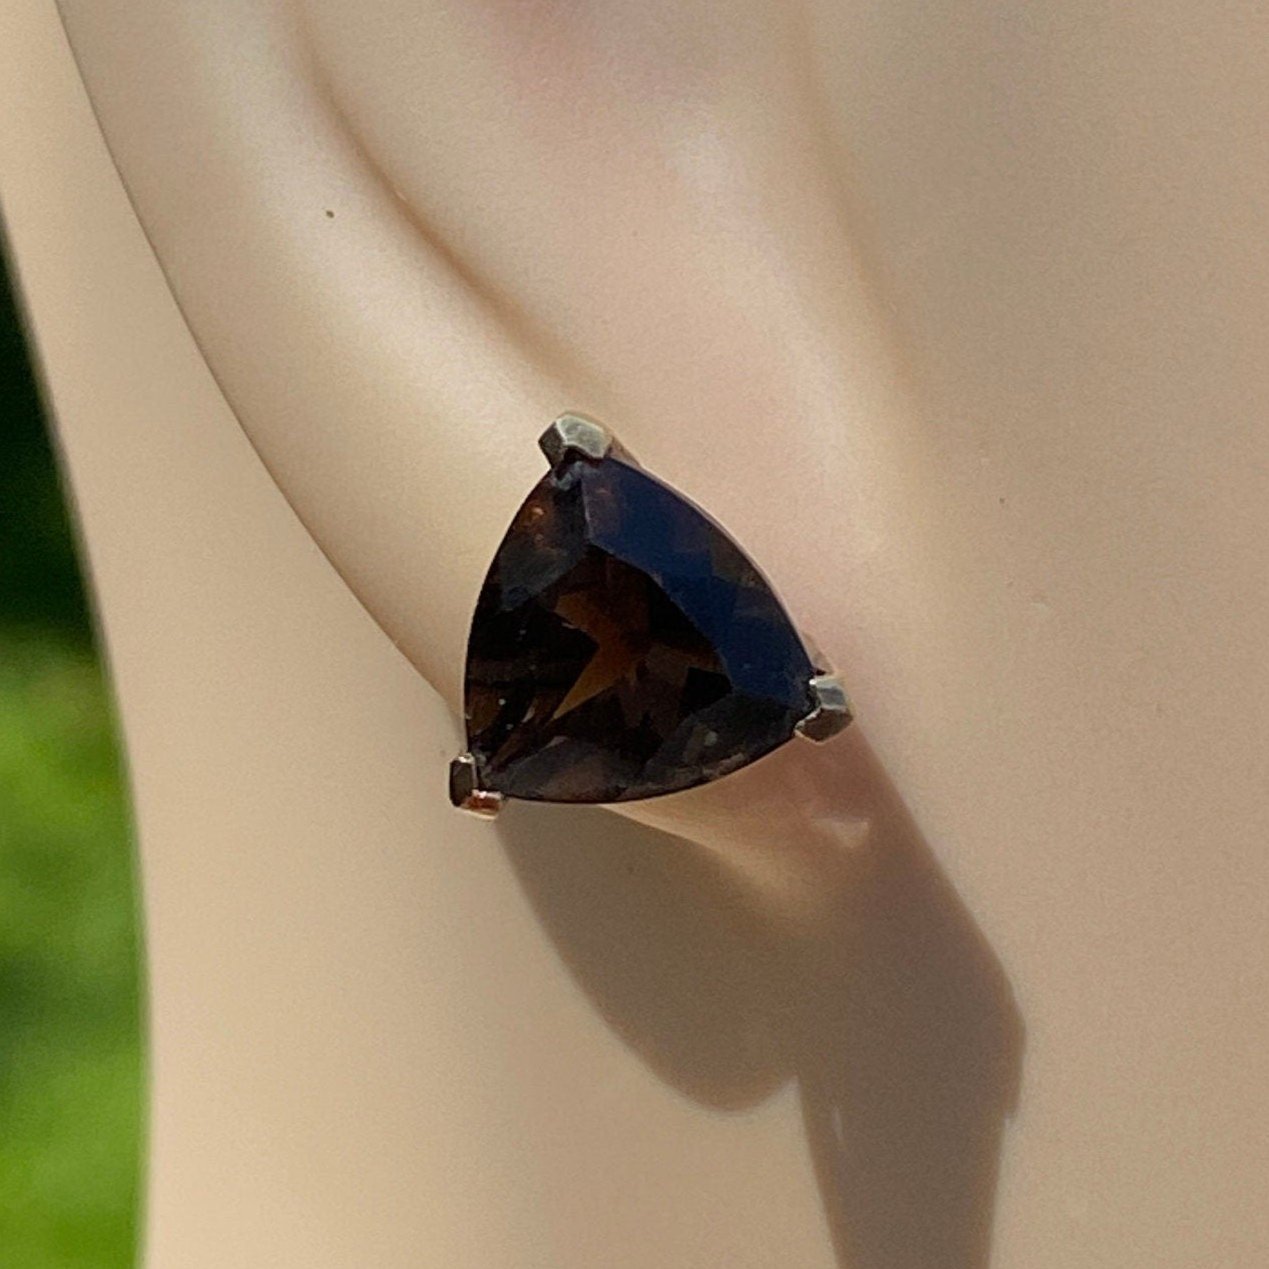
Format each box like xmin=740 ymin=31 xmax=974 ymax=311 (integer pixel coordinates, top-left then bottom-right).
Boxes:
xmin=449 ymin=753 xmax=504 ymax=818
xmin=539 ymin=412 xmax=632 ymax=468
xmin=795 ymin=674 xmax=854 ymax=742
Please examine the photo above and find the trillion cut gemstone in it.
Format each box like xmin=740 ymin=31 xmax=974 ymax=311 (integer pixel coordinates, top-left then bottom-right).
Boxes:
xmin=462 ymin=452 xmax=816 ymax=803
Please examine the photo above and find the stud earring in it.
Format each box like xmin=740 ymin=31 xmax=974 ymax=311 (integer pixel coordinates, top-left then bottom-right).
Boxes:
xmin=449 ymin=413 xmax=852 ymax=817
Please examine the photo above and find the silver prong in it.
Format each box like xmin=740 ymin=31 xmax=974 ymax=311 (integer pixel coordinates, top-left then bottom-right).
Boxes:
xmin=539 ymin=412 xmax=631 ymax=468
xmin=449 ymin=753 xmax=504 ymax=818
xmin=795 ymin=673 xmax=854 ymax=742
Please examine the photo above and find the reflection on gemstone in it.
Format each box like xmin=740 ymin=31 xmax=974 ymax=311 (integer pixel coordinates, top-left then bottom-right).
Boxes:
xmin=462 ymin=452 xmax=816 ymax=803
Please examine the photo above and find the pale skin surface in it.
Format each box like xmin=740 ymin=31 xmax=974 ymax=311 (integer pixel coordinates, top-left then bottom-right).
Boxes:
xmin=2 ymin=0 xmax=1268 ymax=1264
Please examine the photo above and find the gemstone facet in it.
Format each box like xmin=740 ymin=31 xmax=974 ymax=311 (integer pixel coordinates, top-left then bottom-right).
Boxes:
xmin=460 ymin=445 xmax=819 ymax=804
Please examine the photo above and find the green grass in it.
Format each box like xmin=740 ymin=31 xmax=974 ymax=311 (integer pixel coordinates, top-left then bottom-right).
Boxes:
xmin=0 ymin=631 xmax=142 ymax=1267
xmin=2 ymin=240 xmax=142 ymax=1265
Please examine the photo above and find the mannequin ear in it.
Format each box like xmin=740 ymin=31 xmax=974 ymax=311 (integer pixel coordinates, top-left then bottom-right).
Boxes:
xmin=57 ymin=0 xmax=903 ymax=860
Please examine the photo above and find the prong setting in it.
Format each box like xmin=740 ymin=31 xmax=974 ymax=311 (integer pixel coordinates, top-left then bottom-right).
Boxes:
xmin=539 ymin=412 xmax=633 ymax=468
xmin=455 ymin=411 xmax=848 ymax=813
xmin=795 ymin=673 xmax=854 ymax=742
xmin=449 ymin=753 xmax=504 ymax=818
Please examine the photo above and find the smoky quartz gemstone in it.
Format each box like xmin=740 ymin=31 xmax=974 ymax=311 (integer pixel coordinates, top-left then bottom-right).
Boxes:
xmin=460 ymin=447 xmax=818 ymax=804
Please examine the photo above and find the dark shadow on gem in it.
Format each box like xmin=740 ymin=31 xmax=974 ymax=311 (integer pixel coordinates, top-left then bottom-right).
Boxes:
xmin=463 ymin=456 xmax=816 ymax=803
xmin=496 ymin=729 xmax=1024 ymax=1269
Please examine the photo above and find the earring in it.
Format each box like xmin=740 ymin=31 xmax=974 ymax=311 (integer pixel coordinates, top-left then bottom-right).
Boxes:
xmin=450 ymin=414 xmax=851 ymax=816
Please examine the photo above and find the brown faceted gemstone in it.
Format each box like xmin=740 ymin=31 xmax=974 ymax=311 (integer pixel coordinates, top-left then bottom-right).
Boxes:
xmin=462 ymin=453 xmax=816 ymax=803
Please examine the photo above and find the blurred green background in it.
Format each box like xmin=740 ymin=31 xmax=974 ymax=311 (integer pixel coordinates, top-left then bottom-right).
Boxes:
xmin=0 ymin=247 xmax=143 ymax=1264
